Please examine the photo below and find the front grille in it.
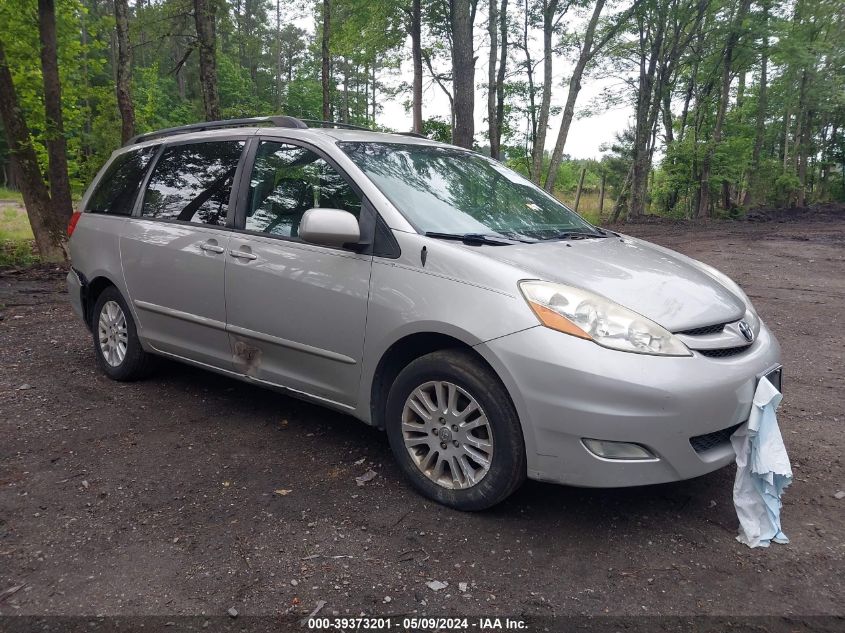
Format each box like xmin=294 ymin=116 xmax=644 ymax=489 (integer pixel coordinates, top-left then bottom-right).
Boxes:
xmin=690 ymin=422 xmax=742 ymax=453
xmin=697 ymin=345 xmax=751 ymax=358
xmin=676 ymin=322 xmax=727 ymax=336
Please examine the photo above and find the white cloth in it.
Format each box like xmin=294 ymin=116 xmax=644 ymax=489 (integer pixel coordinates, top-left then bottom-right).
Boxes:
xmin=730 ymin=376 xmax=792 ymax=548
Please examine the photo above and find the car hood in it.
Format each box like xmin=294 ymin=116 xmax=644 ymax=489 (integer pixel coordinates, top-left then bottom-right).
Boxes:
xmin=477 ymin=235 xmax=746 ymax=332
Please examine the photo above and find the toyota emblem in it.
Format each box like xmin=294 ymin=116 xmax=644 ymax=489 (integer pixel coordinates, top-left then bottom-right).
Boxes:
xmin=738 ymin=320 xmax=754 ymax=342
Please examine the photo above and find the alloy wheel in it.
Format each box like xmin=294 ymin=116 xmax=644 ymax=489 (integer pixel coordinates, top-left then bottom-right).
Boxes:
xmin=98 ymin=300 xmax=128 ymax=367
xmin=401 ymin=380 xmax=494 ymax=489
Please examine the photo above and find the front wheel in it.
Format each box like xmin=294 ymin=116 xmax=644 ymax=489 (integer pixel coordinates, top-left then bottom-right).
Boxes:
xmin=385 ymin=349 xmax=526 ymax=511
xmin=92 ymin=286 xmax=154 ymax=381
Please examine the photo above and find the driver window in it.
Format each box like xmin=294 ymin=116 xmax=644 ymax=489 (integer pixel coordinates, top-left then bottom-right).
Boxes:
xmin=245 ymin=141 xmax=362 ymax=238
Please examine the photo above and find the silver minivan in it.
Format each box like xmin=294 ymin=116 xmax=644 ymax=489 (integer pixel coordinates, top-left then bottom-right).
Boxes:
xmin=67 ymin=116 xmax=782 ymax=510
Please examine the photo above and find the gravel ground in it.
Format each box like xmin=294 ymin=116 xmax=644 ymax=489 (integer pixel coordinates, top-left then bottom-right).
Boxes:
xmin=0 ymin=213 xmax=843 ymax=622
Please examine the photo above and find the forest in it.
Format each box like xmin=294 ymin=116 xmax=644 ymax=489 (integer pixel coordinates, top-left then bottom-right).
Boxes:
xmin=0 ymin=0 xmax=843 ymax=262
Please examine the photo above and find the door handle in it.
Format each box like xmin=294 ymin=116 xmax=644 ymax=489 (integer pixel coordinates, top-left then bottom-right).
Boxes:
xmin=200 ymin=241 xmax=225 ymax=254
xmin=229 ymin=249 xmax=257 ymax=261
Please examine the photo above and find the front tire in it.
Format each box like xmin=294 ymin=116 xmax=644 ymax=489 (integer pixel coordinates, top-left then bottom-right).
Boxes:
xmin=92 ymin=286 xmax=154 ymax=381
xmin=385 ymin=349 xmax=526 ymax=511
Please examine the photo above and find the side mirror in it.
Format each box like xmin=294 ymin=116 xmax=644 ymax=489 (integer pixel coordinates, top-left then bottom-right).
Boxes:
xmin=298 ymin=208 xmax=361 ymax=248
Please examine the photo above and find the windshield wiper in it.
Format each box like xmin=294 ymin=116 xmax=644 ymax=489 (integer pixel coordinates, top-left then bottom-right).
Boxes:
xmin=424 ymin=232 xmax=515 ymax=246
xmin=546 ymin=230 xmax=608 ymax=241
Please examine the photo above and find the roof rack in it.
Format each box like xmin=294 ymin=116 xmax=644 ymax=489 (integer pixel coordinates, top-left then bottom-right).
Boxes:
xmin=125 ymin=115 xmax=308 ymax=145
xmin=125 ymin=115 xmax=430 ymax=146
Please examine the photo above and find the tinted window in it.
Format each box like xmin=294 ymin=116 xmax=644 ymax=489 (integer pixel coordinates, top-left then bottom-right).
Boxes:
xmin=87 ymin=146 xmax=157 ymax=215
xmin=245 ymin=141 xmax=361 ymax=238
xmin=141 ymin=140 xmax=244 ymax=226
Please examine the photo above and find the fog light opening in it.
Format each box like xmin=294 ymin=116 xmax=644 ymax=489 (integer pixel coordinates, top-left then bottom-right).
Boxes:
xmin=582 ymin=438 xmax=656 ymax=461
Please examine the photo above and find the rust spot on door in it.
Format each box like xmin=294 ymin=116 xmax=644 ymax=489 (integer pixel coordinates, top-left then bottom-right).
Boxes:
xmin=233 ymin=339 xmax=262 ymax=376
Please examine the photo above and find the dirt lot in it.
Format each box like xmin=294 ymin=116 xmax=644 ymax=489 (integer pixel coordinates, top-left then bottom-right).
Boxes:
xmin=0 ymin=211 xmax=843 ymax=622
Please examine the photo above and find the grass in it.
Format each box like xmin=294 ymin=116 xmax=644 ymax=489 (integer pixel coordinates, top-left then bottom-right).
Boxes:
xmin=0 ymin=203 xmax=38 ymax=267
xmin=0 ymin=186 xmax=24 ymax=202
xmin=555 ymin=190 xmax=617 ymax=225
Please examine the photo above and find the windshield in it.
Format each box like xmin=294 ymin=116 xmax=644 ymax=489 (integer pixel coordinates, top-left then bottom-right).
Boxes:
xmin=338 ymin=142 xmax=599 ymax=241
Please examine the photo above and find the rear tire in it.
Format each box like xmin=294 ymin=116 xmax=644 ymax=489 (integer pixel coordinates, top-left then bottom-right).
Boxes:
xmin=92 ymin=286 xmax=154 ymax=381
xmin=385 ymin=349 xmax=526 ymax=511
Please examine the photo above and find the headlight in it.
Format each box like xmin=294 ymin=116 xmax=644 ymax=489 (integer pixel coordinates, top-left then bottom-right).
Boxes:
xmin=519 ymin=280 xmax=691 ymax=356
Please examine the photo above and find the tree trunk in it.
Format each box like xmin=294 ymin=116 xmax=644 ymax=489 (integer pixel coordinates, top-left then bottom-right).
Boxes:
xmin=0 ymin=40 xmax=66 ymax=263
xmin=519 ymin=0 xmax=537 ymax=174
xmin=628 ymin=16 xmax=663 ymax=219
xmin=794 ymin=69 xmax=809 ymax=207
xmin=487 ymin=0 xmax=499 ymax=158
xmin=543 ymin=0 xmax=605 ymax=192
xmin=745 ymin=1 xmax=768 ymax=207
xmin=371 ymin=62 xmax=376 ymax=122
xmin=411 ymin=0 xmax=423 ymax=133
xmin=342 ymin=63 xmax=350 ymax=124
xmin=194 ymin=0 xmax=220 ymax=121
xmin=697 ymin=0 xmax=750 ymax=217
xmin=321 ymin=0 xmax=331 ymax=121
xmin=450 ymin=0 xmax=476 ymax=148
xmin=113 ymin=0 xmax=135 ymax=143
xmin=530 ymin=0 xmax=560 ymax=182
xmin=610 ymin=164 xmax=633 ymax=222
xmin=276 ymin=0 xmax=283 ymax=110
xmin=598 ymin=173 xmax=606 ymax=216
xmin=573 ymin=166 xmax=586 ymax=211
xmin=494 ymin=0 xmax=508 ymax=153
xmin=38 ymin=0 xmax=73 ymax=226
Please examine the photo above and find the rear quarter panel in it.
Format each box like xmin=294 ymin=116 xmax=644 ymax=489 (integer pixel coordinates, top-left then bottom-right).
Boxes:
xmin=68 ymin=214 xmax=133 ymax=324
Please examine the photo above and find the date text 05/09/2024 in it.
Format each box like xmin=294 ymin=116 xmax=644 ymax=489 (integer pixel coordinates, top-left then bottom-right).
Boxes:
xmin=307 ymin=616 xmax=528 ymax=630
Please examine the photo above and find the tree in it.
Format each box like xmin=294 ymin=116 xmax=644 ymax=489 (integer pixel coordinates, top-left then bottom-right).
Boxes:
xmin=38 ymin=0 xmax=73 ymax=225
xmin=487 ymin=0 xmax=499 ymax=156
xmin=411 ymin=0 xmax=424 ymax=133
xmin=486 ymin=0 xmax=510 ymax=159
xmin=696 ymin=0 xmax=751 ymax=217
xmin=625 ymin=0 xmax=707 ymax=218
xmin=450 ymin=0 xmax=477 ymax=147
xmin=321 ymin=0 xmax=331 ymax=120
xmin=1 ymin=0 xmax=843 ymax=247
xmin=194 ymin=0 xmax=221 ymax=120
xmin=529 ymin=0 xmax=569 ymax=182
xmin=544 ymin=0 xmax=637 ymax=192
xmin=0 ymin=40 xmax=66 ymax=262
xmin=114 ymin=0 xmax=135 ymax=143
xmin=493 ymin=0 xmax=509 ymax=156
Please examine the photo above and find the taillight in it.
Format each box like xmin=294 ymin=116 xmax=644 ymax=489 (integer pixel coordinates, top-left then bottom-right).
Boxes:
xmin=67 ymin=210 xmax=82 ymax=237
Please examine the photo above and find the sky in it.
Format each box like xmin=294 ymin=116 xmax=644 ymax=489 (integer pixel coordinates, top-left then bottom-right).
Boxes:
xmin=291 ymin=7 xmax=634 ymax=159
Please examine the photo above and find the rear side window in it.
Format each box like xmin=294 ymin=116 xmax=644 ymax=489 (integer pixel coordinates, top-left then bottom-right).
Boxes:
xmin=86 ymin=146 xmax=157 ymax=215
xmin=141 ymin=140 xmax=244 ymax=226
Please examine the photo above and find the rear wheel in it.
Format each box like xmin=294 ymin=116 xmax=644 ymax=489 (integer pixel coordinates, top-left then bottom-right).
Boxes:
xmin=385 ymin=349 xmax=526 ymax=510
xmin=92 ymin=286 xmax=154 ymax=381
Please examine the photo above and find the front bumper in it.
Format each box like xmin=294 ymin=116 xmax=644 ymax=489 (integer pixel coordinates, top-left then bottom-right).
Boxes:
xmin=475 ymin=322 xmax=782 ymax=487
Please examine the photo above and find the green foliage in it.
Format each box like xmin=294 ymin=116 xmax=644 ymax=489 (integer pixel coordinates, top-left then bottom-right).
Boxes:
xmin=0 ymin=0 xmax=842 ymax=226
xmin=0 ymin=0 xmax=116 ymax=192
xmin=422 ymin=117 xmax=452 ymax=143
